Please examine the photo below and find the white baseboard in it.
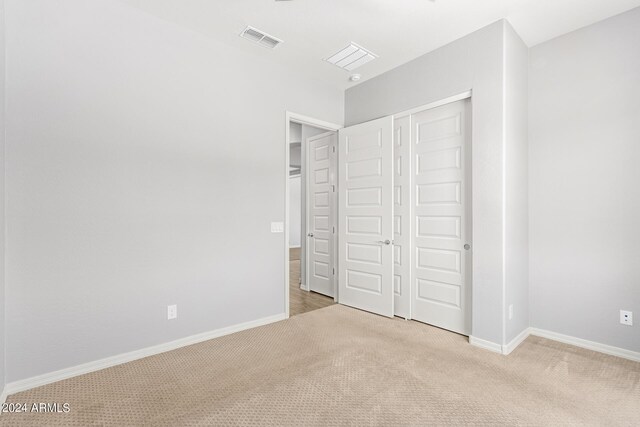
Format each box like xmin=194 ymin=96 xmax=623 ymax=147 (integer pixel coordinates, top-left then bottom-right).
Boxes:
xmin=502 ymin=327 xmax=531 ymax=355
xmin=469 ymin=335 xmax=502 ymax=354
xmin=472 ymin=327 xmax=639 ymax=361
xmin=6 ymin=316 xmax=638 ymax=398
xmin=530 ymin=328 xmax=640 ymax=363
xmin=4 ymin=313 xmax=287 ymax=396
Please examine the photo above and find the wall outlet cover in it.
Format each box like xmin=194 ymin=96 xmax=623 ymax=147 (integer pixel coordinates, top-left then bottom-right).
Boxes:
xmin=620 ymin=310 xmax=632 ymax=326
xmin=168 ymin=304 xmax=177 ymax=320
xmin=271 ymin=222 xmax=284 ymax=233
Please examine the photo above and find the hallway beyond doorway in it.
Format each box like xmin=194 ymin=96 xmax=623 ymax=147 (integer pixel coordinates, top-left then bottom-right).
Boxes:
xmin=289 ymin=248 xmax=334 ymax=316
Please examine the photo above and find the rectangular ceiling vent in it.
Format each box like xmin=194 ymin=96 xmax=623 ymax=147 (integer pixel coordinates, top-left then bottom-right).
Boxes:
xmin=240 ymin=26 xmax=283 ymax=49
xmin=325 ymin=43 xmax=377 ymax=71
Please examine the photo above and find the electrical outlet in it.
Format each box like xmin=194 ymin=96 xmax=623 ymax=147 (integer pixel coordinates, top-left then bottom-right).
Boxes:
xmin=270 ymin=222 xmax=284 ymax=233
xmin=508 ymin=304 xmax=514 ymax=320
xmin=620 ymin=310 xmax=633 ymax=326
xmin=167 ymin=304 xmax=177 ymax=320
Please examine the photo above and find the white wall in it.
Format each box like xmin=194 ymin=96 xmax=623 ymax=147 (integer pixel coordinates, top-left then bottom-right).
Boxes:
xmin=504 ymin=23 xmax=530 ymax=343
xmin=0 ymin=0 xmax=6 ymax=393
xmin=346 ymin=21 xmax=510 ymax=345
xmin=4 ymin=0 xmax=343 ymax=382
xmin=529 ymin=7 xmax=640 ymax=352
xmin=289 ymin=176 xmax=301 ymax=247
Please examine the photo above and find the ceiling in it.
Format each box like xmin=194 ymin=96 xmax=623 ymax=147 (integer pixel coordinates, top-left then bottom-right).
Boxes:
xmin=121 ymin=0 xmax=640 ymax=90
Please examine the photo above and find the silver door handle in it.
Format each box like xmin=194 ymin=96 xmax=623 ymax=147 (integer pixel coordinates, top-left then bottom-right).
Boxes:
xmin=377 ymin=240 xmax=391 ymax=245
xmin=307 ymin=233 xmax=314 ymax=237
xmin=464 ymin=244 xmax=471 ymax=250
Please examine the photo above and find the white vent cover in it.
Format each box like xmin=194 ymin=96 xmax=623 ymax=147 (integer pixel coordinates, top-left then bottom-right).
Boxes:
xmin=325 ymin=43 xmax=377 ymax=71
xmin=240 ymin=26 xmax=283 ymax=49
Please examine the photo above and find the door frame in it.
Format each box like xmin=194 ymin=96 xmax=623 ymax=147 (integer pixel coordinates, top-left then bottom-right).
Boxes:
xmin=393 ymin=90 xmax=472 ymax=118
xmin=285 ymin=112 xmax=342 ymax=318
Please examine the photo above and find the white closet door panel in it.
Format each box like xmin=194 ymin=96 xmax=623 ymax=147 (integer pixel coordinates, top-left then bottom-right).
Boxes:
xmin=411 ymin=99 xmax=471 ymax=335
xmin=338 ymin=116 xmax=394 ymax=317
xmin=393 ymin=115 xmax=411 ymax=318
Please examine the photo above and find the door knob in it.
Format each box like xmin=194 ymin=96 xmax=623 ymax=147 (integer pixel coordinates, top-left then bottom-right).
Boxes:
xmin=307 ymin=233 xmax=314 ymax=237
xmin=377 ymin=240 xmax=391 ymax=245
xmin=464 ymin=244 xmax=471 ymax=250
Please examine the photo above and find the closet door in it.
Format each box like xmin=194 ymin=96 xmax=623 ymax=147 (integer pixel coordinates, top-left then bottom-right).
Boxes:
xmin=393 ymin=115 xmax=411 ymax=318
xmin=411 ymin=99 xmax=471 ymax=335
xmin=338 ymin=116 xmax=394 ymax=317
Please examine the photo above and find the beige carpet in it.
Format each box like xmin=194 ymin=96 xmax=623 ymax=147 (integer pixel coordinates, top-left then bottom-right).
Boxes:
xmin=1 ymin=305 xmax=639 ymax=426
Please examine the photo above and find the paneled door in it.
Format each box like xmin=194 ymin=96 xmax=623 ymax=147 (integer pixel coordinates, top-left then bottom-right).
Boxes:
xmin=338 ymin=116 xmax=394 ymax=317
xmin=306 ymin=132 xmax=337 ymax=297
xmin=411 ymin=99 xmax=471 ymax=335
xmin=393 ymin=115 xmax=411 ymax=318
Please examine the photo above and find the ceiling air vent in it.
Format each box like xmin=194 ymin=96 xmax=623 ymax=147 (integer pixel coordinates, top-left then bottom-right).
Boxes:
xmin=325 ymin=43 xmax=377 ymax=71
xmin=240 ymin=26 xmax=283 ymax=49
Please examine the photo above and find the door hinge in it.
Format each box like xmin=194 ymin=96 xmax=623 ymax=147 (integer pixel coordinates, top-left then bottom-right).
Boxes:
xmin=332 ymin=226 xmax=335 ymax=234
xmin=332 ymin=268 xmax=335 ymax=275
xmin=332 ymin=146 xmax=336 ymax=153
xmin=332 ymin=185 xmax=335 ymax=192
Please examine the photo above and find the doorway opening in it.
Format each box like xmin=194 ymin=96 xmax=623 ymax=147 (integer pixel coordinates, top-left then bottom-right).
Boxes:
xmin=285 ymin=113 xmax=341 ymax=318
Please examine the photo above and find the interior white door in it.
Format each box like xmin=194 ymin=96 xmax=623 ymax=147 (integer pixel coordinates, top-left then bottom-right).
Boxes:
xmin=411 ymin=99 xmax=471 ymax=335
xmin=338 ymin=116 xmax=394 ymax=317
xmin=306 ymin=132 xmax=337 ymax=297
xmin=393 ymin=115 xmax=411 ymax=318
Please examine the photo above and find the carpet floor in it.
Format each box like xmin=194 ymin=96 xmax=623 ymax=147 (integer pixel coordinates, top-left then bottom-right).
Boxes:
xmin=1 ymin=305 xmax=639 ymax=426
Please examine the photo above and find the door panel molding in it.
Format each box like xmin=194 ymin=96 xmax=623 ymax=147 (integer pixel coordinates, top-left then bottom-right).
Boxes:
xmin=410 ymin=99 xmax=471 ymax=335
xmin=307 ymin=132 xmax=337 ymax=298
xmin=393 ymin=115 xmax=411 ymax=319
xmin=338 ymin=116 xmax=394 ymax=317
